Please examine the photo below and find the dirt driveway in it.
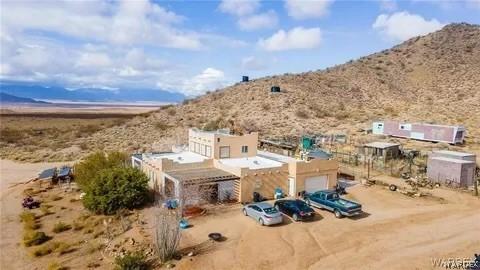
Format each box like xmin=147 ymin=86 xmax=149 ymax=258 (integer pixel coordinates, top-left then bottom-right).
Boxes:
xmin=176 ymin=185 xmax=480 ymax=270
xmin=0 ymin=159 xmax=72 ymax=269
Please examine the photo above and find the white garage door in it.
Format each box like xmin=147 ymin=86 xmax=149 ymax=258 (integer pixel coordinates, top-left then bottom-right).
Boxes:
xmin=305 ymin=176 xmax=328 ymax=193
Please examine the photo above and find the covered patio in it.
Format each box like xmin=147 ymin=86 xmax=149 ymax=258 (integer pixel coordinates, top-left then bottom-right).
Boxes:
xmin=163 ymin=167 xmax=240 ymax=204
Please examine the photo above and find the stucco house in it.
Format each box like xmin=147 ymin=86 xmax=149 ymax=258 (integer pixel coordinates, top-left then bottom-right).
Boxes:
xmin=132 ymin=128 xmax=338 ymax=203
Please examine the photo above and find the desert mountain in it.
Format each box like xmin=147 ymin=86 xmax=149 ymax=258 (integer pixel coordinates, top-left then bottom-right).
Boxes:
xmin=2 ymin=23 xmax=480 ymax=161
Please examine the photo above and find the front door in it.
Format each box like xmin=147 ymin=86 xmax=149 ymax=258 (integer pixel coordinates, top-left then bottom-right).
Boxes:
xmin=288 ymin=177 xmax=296 ymax=197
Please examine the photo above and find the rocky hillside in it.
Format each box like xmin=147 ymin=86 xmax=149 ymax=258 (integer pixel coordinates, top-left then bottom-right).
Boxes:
xmin=3 ymin=23 xmax=480 ymax=161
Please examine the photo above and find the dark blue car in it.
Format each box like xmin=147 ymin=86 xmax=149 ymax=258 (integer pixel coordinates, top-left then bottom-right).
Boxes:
xmin=273 ymin=199 xmax=315 ymax=222
xmin=305 ymin=190 xmax=362 ymax=218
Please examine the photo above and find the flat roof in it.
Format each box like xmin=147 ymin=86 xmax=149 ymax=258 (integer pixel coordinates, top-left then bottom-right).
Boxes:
xmin=433 ymin=150 xmax=475 ymax=157
xmin=165 ymin=167 xmax=239 ymax=184
xmin=430 ymin=156 xmax=475 ymax=164
xmin=143 ymin=151 xmax=208 ymax=164
xmin=218 ymin=155 xmax=284 ymax=169
xmin=364 ymin=142 xmax=400 ymax=149
xmin=257 ymin=150 xmax=296 ymax=163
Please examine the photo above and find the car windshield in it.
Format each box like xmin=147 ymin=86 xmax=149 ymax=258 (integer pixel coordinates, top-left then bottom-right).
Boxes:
xmin=295 ymin=201 xmax=311 ymax=211
xmin=263 ymin=207 xmax=278 ymax=214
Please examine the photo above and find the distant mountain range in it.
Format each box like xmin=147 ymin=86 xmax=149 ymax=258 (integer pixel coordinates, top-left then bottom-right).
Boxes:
xmin=0 ymin=81 xmax=185 ymax=103
xmin=0 ymin=92 xmax=49 ymax=104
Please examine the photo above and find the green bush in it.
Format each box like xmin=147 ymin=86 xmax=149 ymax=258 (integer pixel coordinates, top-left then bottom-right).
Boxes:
xmin=115 ymin=251 xmax=149 ymax=270
xmin=74 ymin=151 xmax=128 ymax=189
xmin=23 ymin=231 xmax=50 ymax=247
xmin=53 ymin=222 xmax=72 ymax=233
xmin=82 ymin=167 xmax=149 ymax=215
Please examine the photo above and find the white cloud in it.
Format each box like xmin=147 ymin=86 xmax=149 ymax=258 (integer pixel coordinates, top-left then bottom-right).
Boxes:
xmin=219 ymin=0 xmax=260 ymax=16
xmin=237 ymin=10 xmax=278 ymax=31
xmin=258 ymin=27 xmax=322 ymax=51
xmin=373 ymin=11 xmax=445 ymax=41
xmin=184 ymin=68 xmax=228 ymax=96
xmin=285 ymin=0 xmax=333 ymax=20
xmin=241 ymin=56 xmax=267 ymax=70
xmin=1 ymin=0 xmax=203 ymax=50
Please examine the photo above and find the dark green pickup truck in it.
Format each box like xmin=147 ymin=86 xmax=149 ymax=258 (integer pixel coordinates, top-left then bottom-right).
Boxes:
xmin=304 ymin=190 xmax=362 ymax=218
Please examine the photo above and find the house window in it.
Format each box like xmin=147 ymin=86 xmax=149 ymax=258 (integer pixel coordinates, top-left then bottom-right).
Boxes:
xmin=201 ymin=144 xmax=206 ymax=156
xmin=217 ymin=138 xmax=220 ymax=142
xmin=206 ymin=146 xmax=212 ymax=157
xmin=241 ymin=145 xmax=248 ymax=153
xmin=219 ymin=146 xmax=230 ymax=158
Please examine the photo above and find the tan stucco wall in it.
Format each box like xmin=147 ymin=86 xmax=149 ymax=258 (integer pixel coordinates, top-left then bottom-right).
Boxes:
xmin=289 ymin=159 xmax=338 ymax=195
xmin=238 ymin=165 xmax=289 ymax=202
xmin=213 ymin=132 xmax=258 ymax=159
xmin=187 ymin=128 xmax=258 ymax=159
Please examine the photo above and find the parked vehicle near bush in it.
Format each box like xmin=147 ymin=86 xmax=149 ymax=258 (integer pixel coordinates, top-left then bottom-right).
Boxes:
xmin=273 ymin=200 xmax=315 ymax=222
xmin=304 ymin=190 xmax=362 ymax=218
xmin=242 ymin=202 xmax=283 ymax=226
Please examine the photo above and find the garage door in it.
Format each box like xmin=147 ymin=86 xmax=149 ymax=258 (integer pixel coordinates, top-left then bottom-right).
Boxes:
xmin=305 ymin=176 xmax=328 ymax=193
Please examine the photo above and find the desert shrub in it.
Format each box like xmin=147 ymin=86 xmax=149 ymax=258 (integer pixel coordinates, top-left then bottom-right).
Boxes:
xmin=53 ymin=222 xmax=72 ymax=233
xmin=166 ymin=107 xmax=176 ymax=116
xmin=72 ymin=221 xmax=84 ymax=231
xmin=20 ymin=211 xmax=40 ymax=230
xmin=56 ymin=242 xmax=74 ymax=255
xmin=202 ymin=117 xmax=225 ymax=131
xmin=154 ymin=122 xmax=170 ymax=131
xmin=115 ymin=251 xmax=150 ymax=270
xmin=82 ymin=167 xmax=149 ymax=215
xmin=74 ymin=151 xmax=128 ymax=189
xmin=0 ymin=128 xmax=24 ymax=144
xmin=50 ymin=195 xmax=63 ymax=201
xmin=261 ymin=103 xmax=271 ymax=111
xmin=295 ymin=108 xmax=309 ymax=119
xmin=23 ymin=231 xmax=50 ymax=247
xmin=48 ymin=261 xmax=69 ymax=270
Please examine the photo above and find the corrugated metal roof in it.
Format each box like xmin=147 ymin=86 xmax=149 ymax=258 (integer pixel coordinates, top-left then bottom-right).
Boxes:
xmin=165 ymin=167 xmax=239 ymax=185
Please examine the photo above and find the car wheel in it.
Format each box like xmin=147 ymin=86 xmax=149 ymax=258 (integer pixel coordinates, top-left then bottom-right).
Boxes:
xmin=305 ymin=199 xmax=311 ymax=206
xmin=275 ymin=205 xmax=280 ymax=211
xmin=242 ymin=209 xmax=248 ymax=216
xmin=334 ymin=209 xmax=342 ymax=219
xmin=389 ymin=184 xmax=397 ymax=191
xmin=292 ymin=213 xmax=299 ymax=222
xmin=259 ymin=218 xmax=264 ymax=226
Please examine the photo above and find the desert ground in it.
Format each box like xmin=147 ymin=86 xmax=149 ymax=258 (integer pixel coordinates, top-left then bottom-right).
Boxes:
xmin=1 ymin=159 xmax=479 ymax=270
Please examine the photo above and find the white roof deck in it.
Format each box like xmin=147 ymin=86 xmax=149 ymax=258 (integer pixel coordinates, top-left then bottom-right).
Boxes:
xmin=218 ymin=155 xmax=284 ymax=169
xmin=143 ymin=151 xmax=208 ymax=164
xmin=257 ymin=150 xmax=296 ymax=163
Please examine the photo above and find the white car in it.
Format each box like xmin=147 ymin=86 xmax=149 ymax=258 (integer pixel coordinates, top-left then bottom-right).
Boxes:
xmin=242 ymin=202 xmax=283 ymax=226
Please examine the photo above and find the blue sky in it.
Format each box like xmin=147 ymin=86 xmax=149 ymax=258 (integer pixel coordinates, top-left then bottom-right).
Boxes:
xmin=1 ymin=0 xmax=479 ymax=96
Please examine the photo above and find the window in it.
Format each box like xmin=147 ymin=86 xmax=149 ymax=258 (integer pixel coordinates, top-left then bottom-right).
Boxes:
xmin=201 ymin=144 xmax=206 ymax=156
xmin=219 ymin=146 xmax=230 ymax=158
xmin=194 ymin=142 xmax=200 ymax=154
xmin=205 ymin=146 xmax=212 ymax=157
xmin=217 ymin=138 xmax=220 ymax=142
xmin=241 ymin=145 xmax=248 ymax=153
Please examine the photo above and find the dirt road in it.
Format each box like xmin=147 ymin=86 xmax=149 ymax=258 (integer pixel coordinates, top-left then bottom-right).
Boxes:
xmin=0 ymin=159 xmax=72 ymax=269
xmin=176 ymin=185 xmax=480 ymax=270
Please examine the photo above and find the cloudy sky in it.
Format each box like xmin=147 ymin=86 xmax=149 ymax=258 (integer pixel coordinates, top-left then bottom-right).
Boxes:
xmin=1 ymin=0 xmax=479 ymax=96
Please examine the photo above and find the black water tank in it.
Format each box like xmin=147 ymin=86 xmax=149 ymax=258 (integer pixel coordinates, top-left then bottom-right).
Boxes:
xmin=271 ymin=86 xmax=281 ymax=92
xmin=242 ymin=76 xmax=249 ymax=82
